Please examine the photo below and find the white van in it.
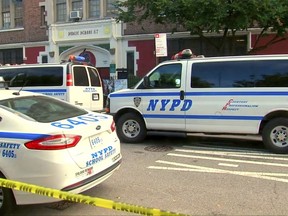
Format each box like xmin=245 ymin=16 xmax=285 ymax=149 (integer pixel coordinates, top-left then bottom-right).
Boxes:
xmin=107 ymin=50 xmax=288 ymax=154
xmin=0 ymin=58 xmax=104 ymax=112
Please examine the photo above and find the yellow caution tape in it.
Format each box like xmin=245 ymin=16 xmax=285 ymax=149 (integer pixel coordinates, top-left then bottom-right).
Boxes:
xmin=0 ymin=178 xmax=189 ymax=216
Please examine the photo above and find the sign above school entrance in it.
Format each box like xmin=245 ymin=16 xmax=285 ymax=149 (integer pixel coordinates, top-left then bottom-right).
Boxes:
xmin=51 ymin=20 xmax=113 ymax=42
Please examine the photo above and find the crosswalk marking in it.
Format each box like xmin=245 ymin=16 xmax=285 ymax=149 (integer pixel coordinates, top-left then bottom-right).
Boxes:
xmin=147 ymin=146 xmax=288 ymax=183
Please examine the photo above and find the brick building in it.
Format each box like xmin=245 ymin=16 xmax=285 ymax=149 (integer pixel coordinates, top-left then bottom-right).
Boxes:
xmin=0 ymin=0 xmax=47 ymax=65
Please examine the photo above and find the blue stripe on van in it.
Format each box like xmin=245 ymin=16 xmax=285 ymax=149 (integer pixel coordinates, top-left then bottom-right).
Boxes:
xmin=0 ymin=132 xmax=49 ymax=140
xmin=110 ymin=92 xmax=180 ymax=97
xmin=24 ymin=89 xmax=67 ymax=93
xmin=143 ymin=114 xmax=263 ymax=121
xmin=110 ymin=91 xmax=288 ymax=97
xmin=185 ymin=91 xmax=288 ymax=96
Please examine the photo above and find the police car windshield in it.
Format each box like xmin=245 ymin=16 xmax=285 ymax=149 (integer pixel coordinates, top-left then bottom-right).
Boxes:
xmin=0 ymin=95 xmax=88 ymax=123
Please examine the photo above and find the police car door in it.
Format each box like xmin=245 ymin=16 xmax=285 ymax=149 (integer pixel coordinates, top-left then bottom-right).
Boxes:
xmin=140 ymin=62 xmax=186 ymax=131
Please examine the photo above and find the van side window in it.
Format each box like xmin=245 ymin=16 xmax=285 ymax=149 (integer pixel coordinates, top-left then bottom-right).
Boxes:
xmin=148 ymin=63 xmax=182 ymax=88
xmin=191 ymin=60 xmax=288 ymax=88
xmin=73 ymin=66 xmax=89 ymax=86
xmin=88 ymin=68 xmax=101 ymax=87
xmin=0 ymin=67 xmax=63 ymax=87
xmin=254 ymin=60 xmax=288 ymax=87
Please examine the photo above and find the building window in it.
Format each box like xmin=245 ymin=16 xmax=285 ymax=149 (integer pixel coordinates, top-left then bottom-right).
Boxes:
xmin=56 ymin=0 xmax=67 ymax=22
xmin=2 ymin=0 xmax=11 ymax=29
xmin=0 ymin=48 xmax=23 ymax=65
xmin=40 ymin=6 xmax=47 ymax=26
xmin=106 ymin=0 xmax=117 ymax=17
xmin=71 ymin=0 xmax=83 ymax=14
xmin=89 ymin=0 xmax=100 ymax=18
xmin=0 ymin=0 xmax=23 ymax=29
xmin=14 ymin=0 xmax=23 ymax=27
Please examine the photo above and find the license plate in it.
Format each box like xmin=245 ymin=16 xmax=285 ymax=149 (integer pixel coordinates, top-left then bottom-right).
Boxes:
xmin=89 ymin=135 xmax=103 ymax=149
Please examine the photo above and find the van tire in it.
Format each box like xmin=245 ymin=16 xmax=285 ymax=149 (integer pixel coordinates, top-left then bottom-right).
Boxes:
xmin=116 ymin=113 xmax=146 ymax=143
xmin=262 ymin=118 xmax=288 ymax=154
xmin=0 ymin=174 xmax=16 ymax=216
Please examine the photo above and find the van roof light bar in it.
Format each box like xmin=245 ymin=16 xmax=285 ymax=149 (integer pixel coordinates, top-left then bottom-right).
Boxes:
xmin=171 ymin=49 xmax=204 ymax=60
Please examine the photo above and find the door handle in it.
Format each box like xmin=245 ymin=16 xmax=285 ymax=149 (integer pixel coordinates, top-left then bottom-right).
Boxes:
xmin=180 ymin=90 xmax=185 ymax=100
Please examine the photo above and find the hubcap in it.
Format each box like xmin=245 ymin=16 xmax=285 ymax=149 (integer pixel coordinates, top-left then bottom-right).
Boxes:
xmin=122 ymin=119 xmax=140 ymax=138
xmin=271 ymin=126 xmax=288 ymax=147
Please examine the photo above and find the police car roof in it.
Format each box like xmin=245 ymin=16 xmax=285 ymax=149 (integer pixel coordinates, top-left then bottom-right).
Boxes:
xmin=169 ymin=53 xmax=288 ymax=62
xmin=0 ymin=89 xmax=40 ymax=100
xmin=0 ymin=61 xmax=91 ymax=69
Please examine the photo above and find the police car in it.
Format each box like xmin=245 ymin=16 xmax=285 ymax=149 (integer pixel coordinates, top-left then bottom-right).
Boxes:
xmin=107 ymin=49 xmax=288 ymax=154
xmin=0 ymin=81 xmax=121 ymax=215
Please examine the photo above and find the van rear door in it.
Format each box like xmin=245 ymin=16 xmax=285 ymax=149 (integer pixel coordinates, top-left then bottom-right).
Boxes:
xmin=68 ymin=65 xmax=103 ymax=111
xmin=87 ymin=67 xmax=103 ymax=111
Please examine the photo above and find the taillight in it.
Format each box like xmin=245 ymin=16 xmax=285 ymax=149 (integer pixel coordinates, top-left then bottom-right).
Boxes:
xmin=25 ymin=134 xmax=81 ymax=150
xmin=110 ymin=121 xmax=116 ymax=132
xmin=66 ymin=73 xmax=73 ymax=86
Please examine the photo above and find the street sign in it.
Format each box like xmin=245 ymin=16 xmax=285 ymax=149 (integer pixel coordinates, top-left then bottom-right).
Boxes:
xmin=154 ymin=33 xmax=167 ymax=57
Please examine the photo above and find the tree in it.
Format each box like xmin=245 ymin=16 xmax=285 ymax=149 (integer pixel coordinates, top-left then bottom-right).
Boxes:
xmin=116 ymin=0 xmax=288 ymax=55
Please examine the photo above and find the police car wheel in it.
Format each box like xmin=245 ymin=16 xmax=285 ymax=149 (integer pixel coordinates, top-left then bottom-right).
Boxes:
xmin=116 ymin=112 xmax=146 ymax=143
xmin=0 ymin=174 xmax=16 ymax=215
xmin=262 ymin=118 xmax=288 ymax=154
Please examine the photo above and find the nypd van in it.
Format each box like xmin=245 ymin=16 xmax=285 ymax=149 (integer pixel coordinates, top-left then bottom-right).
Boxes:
xmin=0 ymin=56 xmax=104 ymax=112
xmin=107 ymin=50 xmax=288 ymax=154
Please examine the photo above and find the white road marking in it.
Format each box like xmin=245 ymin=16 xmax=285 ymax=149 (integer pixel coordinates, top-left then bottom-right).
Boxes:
xmin=218 ymin=163 xmax=239 ymax=168
xmin=147 ymin=160 xmax=288 ymax=183
xmin=177 ymin=148 xmax=288 ymax=161
xmin=183 ymin=145 xmax=274 ymax=156
xmin=168 ymin=153 xmax=288 ymax=168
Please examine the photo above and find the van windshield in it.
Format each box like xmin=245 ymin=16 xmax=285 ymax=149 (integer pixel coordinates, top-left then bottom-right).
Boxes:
xmin=0 ymin=95 xmax=88 ymax=123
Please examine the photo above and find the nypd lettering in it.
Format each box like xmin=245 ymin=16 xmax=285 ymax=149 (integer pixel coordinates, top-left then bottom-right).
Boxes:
xmin=147 ymin=99 xmax=192 ymax=111
xmin=86 ymin=146 xmax=116 ymax=167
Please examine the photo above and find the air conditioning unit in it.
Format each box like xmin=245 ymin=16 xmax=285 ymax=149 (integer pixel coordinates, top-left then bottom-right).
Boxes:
xmin=70 ymin=11 xmax=81 ymax=19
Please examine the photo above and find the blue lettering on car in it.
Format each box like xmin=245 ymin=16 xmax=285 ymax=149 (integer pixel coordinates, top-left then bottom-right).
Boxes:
xmin=1 ymin=149 xmax=17 ymax=158
xmin=147 ymin=99 xmax=192 ymax=111
xmin=51 ymin=113 xmax=109 ymax=129
xmin=86 ymin=146 xmax=115 ymax=167
xmin=0 ymin=142 xmax=20 ymax=149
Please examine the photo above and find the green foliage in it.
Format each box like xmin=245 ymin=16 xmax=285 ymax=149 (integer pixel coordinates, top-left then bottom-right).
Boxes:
xmin=116 ymin=0 xmax=288 ymax=54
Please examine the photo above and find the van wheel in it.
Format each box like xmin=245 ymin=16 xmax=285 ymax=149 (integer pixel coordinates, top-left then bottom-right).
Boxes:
xmin=116 ymin=113 xmax=146 ymax=143
xmin=0 ymin=174 xmax=16 ymax=216
xmin=262 ymin=118 xmax=288 ymax=154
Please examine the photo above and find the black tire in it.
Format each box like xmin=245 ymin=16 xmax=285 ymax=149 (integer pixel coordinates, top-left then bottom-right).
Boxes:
xmin=262 ymin=118 xmax=288 ymax=154
xmin=0 ymin=174 xmax=16 ymax=216
xmin=116 ymin=112 xmax=147 ymax=143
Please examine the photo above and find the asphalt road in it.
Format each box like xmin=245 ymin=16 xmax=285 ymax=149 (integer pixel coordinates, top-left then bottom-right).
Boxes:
xmin=9 ymin=133 xmax=288 ymax=216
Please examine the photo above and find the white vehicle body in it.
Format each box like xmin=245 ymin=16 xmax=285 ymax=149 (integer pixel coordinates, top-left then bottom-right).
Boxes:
xmin=0 ymin=90 xmax=121 ymax=214
xmin=108 ymin=54 xmax=288 ymax=154
xmin=0 ymin=62 xmax=104 ymax=112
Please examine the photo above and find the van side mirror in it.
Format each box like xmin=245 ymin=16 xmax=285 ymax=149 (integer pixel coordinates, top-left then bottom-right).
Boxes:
xmin=143 ymin=76 xmax=150 ymax=88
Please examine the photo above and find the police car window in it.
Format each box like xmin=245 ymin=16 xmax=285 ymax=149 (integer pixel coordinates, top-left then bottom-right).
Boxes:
xmin=73 ymin=66 xmax=89 ymax=86
xmin=191 ymin=60 xmax=288 ymax=88
xmin=254 ymin=60 xmax=288 ymax=87
xmin=148 ymin=63 xmax=182 ymax=88
xmin=0 ymin=96 xmax=87 ymax=123
xmin=88 ymin=68 xmax=101 ymax=87
xmin=191 ymin=61 xmax=254 ymax=88
xmin=0 ymin=67 xmax=63 ymax=87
